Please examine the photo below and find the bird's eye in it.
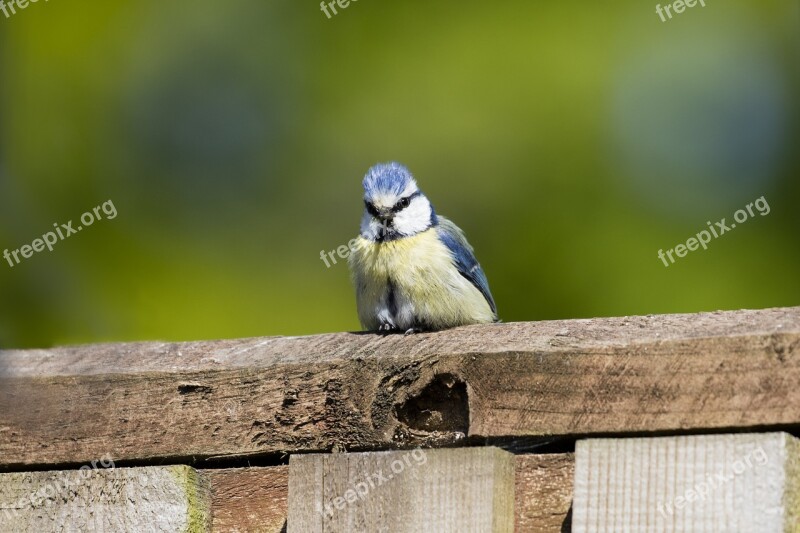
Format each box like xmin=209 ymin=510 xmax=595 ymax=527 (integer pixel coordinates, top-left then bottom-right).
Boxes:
xmin=365 ymin=201 xmax=380 ymax=217
xmin=393 ymin=197 xmax=411 ymax=212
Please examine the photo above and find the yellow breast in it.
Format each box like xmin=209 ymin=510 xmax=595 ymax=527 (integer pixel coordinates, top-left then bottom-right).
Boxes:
xmin=350 ymin=230 xmax=451 ymax=282
xmin=349 ymin=230 xmax=495 ymax=330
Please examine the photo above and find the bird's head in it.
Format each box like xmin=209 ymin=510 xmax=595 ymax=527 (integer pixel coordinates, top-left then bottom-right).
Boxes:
xmin=360 ymin=162 xmax=437 ymax=242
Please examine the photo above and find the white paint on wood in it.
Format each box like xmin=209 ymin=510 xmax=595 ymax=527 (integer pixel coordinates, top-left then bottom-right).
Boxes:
xmin=288 ymin=447 xmax=515 ymax=533
xmin=0 ymin=465 xmax=211 ymax=532
xmin=573 ymin=432 xmax=800 ymax=532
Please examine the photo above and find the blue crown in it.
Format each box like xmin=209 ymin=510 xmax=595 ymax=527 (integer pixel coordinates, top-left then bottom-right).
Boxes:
xmin=362 ymin=162 xmax=415 ymax=197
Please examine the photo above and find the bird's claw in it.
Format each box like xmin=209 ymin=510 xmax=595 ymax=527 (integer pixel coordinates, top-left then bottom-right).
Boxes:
xmin=377 ymin=323 xmax=397 ymax=334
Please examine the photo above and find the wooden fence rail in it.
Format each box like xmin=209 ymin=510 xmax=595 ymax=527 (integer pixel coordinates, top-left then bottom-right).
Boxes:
xmin=0 ymin=306 xmax=798 ymax=531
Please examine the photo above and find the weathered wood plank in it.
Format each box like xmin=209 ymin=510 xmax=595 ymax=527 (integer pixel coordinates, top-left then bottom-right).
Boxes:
xmin=207 ymin=466 xmax=289 ymax=533
xmin=515 ymin=454 xmax=574 ymax=532
xmin=572 ymin=432 xmax=800 ymax=532
xmin=287 ymin=447 xmax=515 ymax=532
xmin=0 ymin=465 xmax=211 ymax=532
xmin=204 ymin=454 xmax=574 ymax=533
xmin=0 ymin=307 xmax=797 ymax=466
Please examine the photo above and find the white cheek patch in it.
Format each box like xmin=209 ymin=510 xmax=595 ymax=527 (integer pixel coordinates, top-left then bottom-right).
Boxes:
xmin=393 ymin=196 xmax=433 ymax=236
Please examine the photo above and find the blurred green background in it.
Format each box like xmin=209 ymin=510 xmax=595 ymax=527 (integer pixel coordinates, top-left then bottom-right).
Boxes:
xmin=0 ymin=1 xmax=798 ymax=349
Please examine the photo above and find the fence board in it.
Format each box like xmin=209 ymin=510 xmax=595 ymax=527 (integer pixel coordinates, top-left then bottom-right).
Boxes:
xmin=287 ymin=447 xmax=515 ymax=533
xmin=0 ymin=307 xmax=797 ymax=467
xmin=0 ymin=465 xmax=211 ymax=532
xmin=207 ymin=466 xmax=289 ymax=533
xmin=572 ymin=432 xmax=800 ymax=532
xmin=205 ymin=453 xmax=574 ymax=532
xmin=515 ymin=454 xmax=574 ymax=532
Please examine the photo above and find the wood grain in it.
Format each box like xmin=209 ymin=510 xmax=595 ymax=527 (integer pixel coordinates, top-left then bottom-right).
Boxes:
xmin=0 ymin=307 xmax=797 ymax=467
xmin=287 ymin=447 xmax=515 ymax=533
xmin=0 ymin=465 xmax=211 ymax=532
xmin=514 ymin=454 xmax=574 ymax=533
xmin=572 ymin=432 xmax=800 ymax=532
xmin=207 ymin=466 xmax=289 ymax=533
xmin=205 ymin=454 xmax=574 ymax=533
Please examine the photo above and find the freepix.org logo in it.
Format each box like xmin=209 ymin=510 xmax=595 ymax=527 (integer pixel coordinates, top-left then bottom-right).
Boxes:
xmin=657 ymin=446 xmax=768 ymax=518
xmin=320 ymin=449 xmax=427 ymax=519
xmin=657 ymin=196 xmax=769 ymax=267
xmin=0 ymin=454 xmax=115 ymax=522
xmin=4 ymin=200 xmax=118 ymax=268
xmin=0 ymin=0 xmax=51 ymax=20
xmin=320 ymin=0 xmax=359 ymax=19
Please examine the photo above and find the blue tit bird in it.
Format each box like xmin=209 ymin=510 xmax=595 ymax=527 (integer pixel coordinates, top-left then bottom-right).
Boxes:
xmin=348 ymin=162 xmax=498 ymax=333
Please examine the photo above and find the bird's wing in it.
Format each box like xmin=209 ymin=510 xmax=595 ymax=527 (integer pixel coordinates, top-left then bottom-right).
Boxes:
xmin=435 ymin=216 xmax=497 ymax=316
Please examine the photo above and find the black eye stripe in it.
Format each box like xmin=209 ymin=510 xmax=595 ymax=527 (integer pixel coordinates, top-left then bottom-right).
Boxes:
xmin=364 ymin=201 xmax=380 ymax=217
xmin=366 ymin=191 xmax=421 ymax=217
xmin=391 ymin=191 xmax=421 ymax=213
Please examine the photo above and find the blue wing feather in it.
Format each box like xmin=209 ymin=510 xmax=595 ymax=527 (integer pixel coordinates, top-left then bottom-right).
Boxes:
xmin=435 ymin=217 xmax=497 ymax=317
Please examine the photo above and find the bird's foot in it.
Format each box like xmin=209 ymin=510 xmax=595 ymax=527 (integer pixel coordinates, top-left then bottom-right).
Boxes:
xmin=377 ymin=322 xmax=398 ymax=334
xmin=404 ymin=327 xmax=423 ymax=336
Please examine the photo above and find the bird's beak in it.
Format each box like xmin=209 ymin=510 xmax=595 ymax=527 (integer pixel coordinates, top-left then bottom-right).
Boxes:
xmin=376 ymin=208 xmax=394 ymax=223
